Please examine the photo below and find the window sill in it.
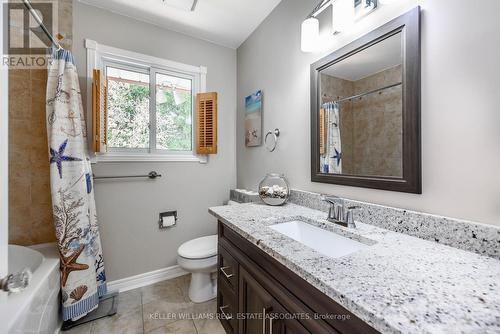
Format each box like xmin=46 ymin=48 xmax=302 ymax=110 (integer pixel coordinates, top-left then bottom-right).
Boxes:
xmin=91 ymin=153 xmax=208 ymax=164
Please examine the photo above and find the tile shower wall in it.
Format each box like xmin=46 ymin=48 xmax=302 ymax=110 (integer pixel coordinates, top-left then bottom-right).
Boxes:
xmin=8 ymin=0 xmax=73 ymax=246
xmin=320 ymin=65 xmax=402 ymax=177
xmin=351 ymin=65 xmax=402 ymax=177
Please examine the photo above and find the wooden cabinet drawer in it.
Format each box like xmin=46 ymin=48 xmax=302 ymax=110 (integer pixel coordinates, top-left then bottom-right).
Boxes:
xmin=217 ymin=277 xmax=237 ymax=334
xmin=218 ymin=244 xmax=238 ymax=290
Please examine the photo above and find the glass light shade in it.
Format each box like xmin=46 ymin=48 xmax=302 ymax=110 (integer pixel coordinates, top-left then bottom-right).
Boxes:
xmin=301 ymin=17 xmax=320 ymax=52
xmin=332 ymin=0 xmax=354 ymax=34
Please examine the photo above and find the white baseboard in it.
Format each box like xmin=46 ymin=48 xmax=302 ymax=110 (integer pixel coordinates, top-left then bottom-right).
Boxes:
xmin=107 ymin=265 xmax=188 ymax=293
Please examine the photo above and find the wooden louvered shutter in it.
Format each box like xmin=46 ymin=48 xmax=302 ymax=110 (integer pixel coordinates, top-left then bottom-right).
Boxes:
xmin=92 ymin=69 xmax=107 ymax=153
xmin=196 ymin=92 xmax=218 ymax=155
xmin=319 ymin=108 xmax=326 ymax=155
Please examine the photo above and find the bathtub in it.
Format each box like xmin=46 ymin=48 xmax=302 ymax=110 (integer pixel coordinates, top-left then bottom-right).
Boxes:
xmin=0 ymin=243 xmax=61 ymax=334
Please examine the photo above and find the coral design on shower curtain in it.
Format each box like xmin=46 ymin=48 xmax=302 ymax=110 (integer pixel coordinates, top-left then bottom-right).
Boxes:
xmin=46 ymin=48 xmax=107 ymax=321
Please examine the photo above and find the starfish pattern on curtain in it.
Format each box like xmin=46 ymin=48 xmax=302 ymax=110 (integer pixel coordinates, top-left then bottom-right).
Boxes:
xmin=49 ymin=139 xmax=82 ymax=179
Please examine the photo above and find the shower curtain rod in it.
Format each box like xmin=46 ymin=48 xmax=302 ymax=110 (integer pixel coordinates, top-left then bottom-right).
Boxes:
xmin=325 ymin=82 xmax=402 ymax=105
xmin=22 ymin=0 xmax=62 ymax=50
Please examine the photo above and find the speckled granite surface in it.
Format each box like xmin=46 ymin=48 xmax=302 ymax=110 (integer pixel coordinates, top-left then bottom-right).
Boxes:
xmin=289 ymin=189 xmax=500 ymax=260
xmin=209 ymin=202 xmax=500 ymax=334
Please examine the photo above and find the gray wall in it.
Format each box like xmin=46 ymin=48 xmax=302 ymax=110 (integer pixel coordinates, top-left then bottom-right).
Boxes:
xmin=237 ymin=0 xmax=500 ymax=226
xmin=73 ymin=2 xmax=237 ymax=280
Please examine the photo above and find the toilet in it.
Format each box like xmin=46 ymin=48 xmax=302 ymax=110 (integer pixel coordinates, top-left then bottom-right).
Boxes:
xmin=177 ymin=234 xmax=218 ymax=303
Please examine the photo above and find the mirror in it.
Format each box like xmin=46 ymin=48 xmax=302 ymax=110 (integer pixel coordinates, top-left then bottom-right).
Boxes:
xmin=319 ymin=32 xmax=403 ymax=178
xmin=311 ymin=8 xmax=421 ymax=193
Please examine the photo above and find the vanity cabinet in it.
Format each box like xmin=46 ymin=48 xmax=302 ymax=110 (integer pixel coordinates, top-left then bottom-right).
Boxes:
xmin=217 ymin=221 xmax=379 ymax=334
xmin=239 ymin=267 xmax=312 ymax=334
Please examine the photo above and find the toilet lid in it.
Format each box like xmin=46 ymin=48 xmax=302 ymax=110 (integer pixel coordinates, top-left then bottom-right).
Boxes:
xmin=178 ymin=235 xmax=217 ymax=259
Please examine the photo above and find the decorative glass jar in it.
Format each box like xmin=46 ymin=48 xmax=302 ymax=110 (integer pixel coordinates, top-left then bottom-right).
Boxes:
xmin=258 ymin=173 xmax=290 ymax=206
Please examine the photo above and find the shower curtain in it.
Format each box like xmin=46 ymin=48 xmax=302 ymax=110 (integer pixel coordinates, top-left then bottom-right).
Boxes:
xmin=46 ymin=48 xmax=106 ymax=321
xmin=321 ymin=102 xmax=342 ymax=174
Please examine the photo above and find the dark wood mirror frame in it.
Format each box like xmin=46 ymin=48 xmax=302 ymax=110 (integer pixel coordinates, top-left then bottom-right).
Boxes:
xmin=310 ymin=7 xmax=421 ymax=194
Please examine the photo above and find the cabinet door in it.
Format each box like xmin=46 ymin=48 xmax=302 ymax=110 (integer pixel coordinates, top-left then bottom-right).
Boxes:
xmin=270 ymin=300 xmax=313 ymax=334
xmin=239 ymin=267 xmax=274 ymax=334
xmin=239 ymin=267 xmax=312 ymax=334
xmin=219 ymin=245 xmax=238 ymax=290
xmin=218 ymin=278 xmax=237 ymax=334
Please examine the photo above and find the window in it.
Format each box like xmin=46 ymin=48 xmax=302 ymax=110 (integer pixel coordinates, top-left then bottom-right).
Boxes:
xmin=155 ymin=72 xmax=193 ymax=151
xmin=105 ymin=63 xmax=194 ymax=154
xmin=106 ymin=66 xmax=150 ymax=150
xmin=86 ymin=39 xmax=207 ymax=162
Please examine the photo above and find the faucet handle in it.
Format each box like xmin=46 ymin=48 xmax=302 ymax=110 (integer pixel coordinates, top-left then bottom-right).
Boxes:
xmin=321 ymin=196 xmax=339 ymax=220
xmin=322 ymin=196 xmax=335 ymax=219
xmin=345 ymin=206 xmax=362 ymax=228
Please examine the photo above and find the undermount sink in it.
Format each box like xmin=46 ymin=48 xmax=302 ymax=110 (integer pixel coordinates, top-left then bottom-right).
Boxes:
xmin=269 ymin=220 xmax=368 ymax=259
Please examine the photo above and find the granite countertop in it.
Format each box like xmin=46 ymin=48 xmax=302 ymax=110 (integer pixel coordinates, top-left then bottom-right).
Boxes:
xmin=209 ymin=202 xmax=500 ymax=334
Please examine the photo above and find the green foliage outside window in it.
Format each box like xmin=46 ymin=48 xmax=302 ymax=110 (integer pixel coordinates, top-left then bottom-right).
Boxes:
xmin=107 ymin=81 xmax=149 ymax=149
xmin=156 ymin=90 xmax=192 ymax=151
xmin=107 ymin=80 xmax=192 ymax=151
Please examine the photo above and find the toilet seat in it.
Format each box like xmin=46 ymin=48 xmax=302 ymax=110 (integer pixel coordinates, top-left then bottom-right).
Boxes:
xmin=178 ymin=235 xmax=217 ymax=259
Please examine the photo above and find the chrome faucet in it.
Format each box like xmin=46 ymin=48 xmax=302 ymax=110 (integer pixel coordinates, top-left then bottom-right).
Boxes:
xmin=322 ymin=196 xmax=361 ymax=228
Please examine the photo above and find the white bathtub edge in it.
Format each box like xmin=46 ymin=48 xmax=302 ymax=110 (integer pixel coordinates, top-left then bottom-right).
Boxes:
xmin=3 ymin=243 xmax=60 ymax=334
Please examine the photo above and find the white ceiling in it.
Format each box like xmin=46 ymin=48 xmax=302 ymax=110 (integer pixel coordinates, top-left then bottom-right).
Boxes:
xmin=78 ymin=0 xmax=283 ymax=49
xmin=323 ymin=32 xmax=402 ymax=81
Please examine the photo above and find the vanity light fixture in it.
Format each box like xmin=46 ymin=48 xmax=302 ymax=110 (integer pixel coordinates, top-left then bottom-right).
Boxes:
xmin=332 ymin=0 xmax=354 ymax=34
xmin=302 ymin=0 xmax=389 ymax=52
xmin=301 ymin=17 xmax=320 ymax=52
xmin=301 ymin=0 xmax=332 ymax=52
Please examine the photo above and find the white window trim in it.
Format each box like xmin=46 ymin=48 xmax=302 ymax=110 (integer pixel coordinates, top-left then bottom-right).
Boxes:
xmin=85 ymin=39 xmax=208 ymax=163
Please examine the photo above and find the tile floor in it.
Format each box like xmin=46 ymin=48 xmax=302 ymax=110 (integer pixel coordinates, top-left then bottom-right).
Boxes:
xmin=64 ymin=275 xmax=225 ymax=334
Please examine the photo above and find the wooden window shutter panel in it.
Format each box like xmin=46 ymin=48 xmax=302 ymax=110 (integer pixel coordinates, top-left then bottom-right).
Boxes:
xmin=92 ymin=69 xmax=108 ymax=153
xmin=196 ymin=92 xmax=218 ymax=155
xmin=319 ymin=108 xmax=326 ymax=155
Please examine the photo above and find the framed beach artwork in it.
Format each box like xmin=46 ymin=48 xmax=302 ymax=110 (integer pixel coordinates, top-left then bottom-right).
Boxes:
xmin=245 ymin=90 xmax=263 ymax=147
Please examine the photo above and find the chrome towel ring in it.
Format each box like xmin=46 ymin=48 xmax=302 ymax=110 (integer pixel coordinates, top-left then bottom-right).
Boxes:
xmin=265 ymin=128 xmax=280 ymax=152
